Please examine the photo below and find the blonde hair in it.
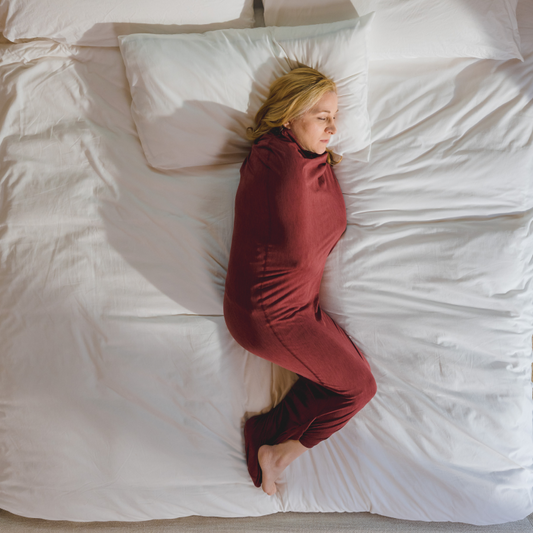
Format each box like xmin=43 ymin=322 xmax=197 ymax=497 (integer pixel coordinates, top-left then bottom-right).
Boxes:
xmin=248 ymin=67 xmax=340 ymax=166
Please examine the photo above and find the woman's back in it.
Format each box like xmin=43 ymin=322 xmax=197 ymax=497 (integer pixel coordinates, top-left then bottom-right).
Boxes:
xmin=224 ymin=127 xmax=346 ymax=327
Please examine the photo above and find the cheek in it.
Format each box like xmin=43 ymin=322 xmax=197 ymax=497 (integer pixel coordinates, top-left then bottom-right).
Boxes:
xmin=292 ymin=120 xmax=323 ymax=147
xmin=310 ymin=123 xmax=325 ymax=141
xmin=299 ymin=121 xmax=320 ymax=136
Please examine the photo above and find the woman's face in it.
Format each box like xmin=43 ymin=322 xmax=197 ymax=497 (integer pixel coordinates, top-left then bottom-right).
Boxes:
xmin=284 ymin=91 xmax=338 ymax=154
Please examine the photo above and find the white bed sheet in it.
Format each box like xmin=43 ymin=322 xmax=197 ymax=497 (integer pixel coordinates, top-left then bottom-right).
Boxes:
xmin=0 ymin=5 xmax=532 ymax=525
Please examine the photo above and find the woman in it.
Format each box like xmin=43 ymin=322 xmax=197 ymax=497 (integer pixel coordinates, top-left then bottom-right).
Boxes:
xmin=224 ymin=67 xmax=377 ymax=496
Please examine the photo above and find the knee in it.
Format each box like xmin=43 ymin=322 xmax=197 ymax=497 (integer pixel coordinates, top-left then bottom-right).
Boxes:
xmin=345 ymin=366 xmax=377 ymax=411
xmin=364 ymin=370 xmax=377 ymax=403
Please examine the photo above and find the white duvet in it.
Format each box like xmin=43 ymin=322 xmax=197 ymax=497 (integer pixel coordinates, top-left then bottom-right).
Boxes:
xmin=0 ymin=9 xmax=532 ymax=526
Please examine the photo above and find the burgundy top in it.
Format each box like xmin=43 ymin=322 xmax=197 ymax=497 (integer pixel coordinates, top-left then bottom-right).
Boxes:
xmin=223 ymin=128 xmax=347 ymax=362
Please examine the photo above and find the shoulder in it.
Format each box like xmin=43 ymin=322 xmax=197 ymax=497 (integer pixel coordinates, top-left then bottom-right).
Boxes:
xmin=247 ymin=130 xmax=301 ymax=175
xmin=254 ymin=129 xmax=300 ymax=158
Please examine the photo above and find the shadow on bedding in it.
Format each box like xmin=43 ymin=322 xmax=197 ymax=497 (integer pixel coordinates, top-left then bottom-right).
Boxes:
xmin=97 ymin=100 xmax=253 ymax=318
xmin=78 ymin=0 xmax=256 ymax=46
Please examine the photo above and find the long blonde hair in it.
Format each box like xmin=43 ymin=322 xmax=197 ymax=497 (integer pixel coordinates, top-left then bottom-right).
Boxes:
xmin=248 ymin=67 xmax=340 ymax=166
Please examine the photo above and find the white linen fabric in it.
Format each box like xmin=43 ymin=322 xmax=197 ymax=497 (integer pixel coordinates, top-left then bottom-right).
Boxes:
xmin=263 ymin=0 xmax=523 ymax=61
xmin=0 ymin=3 xmax=6 ymax=33
xmin=0 ymin=0 xmax=255 ymax=46
xmin=118 ymin=16 xmax=373 ymax=170
xmin=0 ymin=5 xmax=532 ymax=526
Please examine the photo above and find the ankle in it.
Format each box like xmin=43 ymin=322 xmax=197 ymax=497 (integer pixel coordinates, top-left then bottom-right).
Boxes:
xmin=274 ymin=440 xmax=306 ymax=467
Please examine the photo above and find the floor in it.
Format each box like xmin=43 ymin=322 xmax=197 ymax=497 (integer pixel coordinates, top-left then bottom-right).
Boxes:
xmin=1 ymin=509 xmax=532 ymax=533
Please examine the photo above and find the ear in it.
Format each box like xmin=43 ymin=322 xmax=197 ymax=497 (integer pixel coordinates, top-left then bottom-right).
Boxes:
xmin=283 ymin=122 xmax=291 ymax=129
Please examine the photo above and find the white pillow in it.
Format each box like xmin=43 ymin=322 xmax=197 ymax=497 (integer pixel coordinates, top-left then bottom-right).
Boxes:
xmin=263 ymin=0 xmax=523 ymax=61
xmin=119 ymin=16 xmax=373 ymax=170
xmin=1 ymin=0 xmax=255 ymax=47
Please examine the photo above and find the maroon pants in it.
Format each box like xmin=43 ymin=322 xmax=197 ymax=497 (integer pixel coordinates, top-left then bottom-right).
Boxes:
xmin=228 ymin=298 xmax=377 ymax=487
xmin=250 ymin=344 xmax=376 ymax=450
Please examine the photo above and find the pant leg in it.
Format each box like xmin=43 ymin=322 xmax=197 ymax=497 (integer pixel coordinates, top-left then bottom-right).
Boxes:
xmin=263 ymin=308 xmax=377 ymax=447
xmin=243 ymin=312 xmax=377 ymax=486
xmin=251 ymin=362 xmax=376 ymax=450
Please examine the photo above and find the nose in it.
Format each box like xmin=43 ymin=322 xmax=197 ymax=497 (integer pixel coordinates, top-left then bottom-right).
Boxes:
xmin=327 ymin=122 xmax=337 ymax=135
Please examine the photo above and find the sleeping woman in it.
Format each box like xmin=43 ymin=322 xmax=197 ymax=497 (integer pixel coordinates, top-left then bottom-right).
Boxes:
xmin=223 ymin=67 xmax=377 ymax=496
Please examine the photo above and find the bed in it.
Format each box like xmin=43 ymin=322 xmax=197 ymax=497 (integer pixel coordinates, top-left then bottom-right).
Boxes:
xmin=0 ymin=0 xmax=532 ymax=525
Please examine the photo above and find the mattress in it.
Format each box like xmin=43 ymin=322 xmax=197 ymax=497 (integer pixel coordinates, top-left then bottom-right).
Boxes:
xmin=0 ymin=2 xmax=532 ymax=525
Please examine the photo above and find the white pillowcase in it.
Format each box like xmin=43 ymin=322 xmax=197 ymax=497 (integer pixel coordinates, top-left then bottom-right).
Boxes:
xmin=1 ymin=0 xmax=255 ymax=47
xmin=263 ymin=0 xmax=523 ymax=61
xmin=119 ymin=16 xmax=373 ymax=171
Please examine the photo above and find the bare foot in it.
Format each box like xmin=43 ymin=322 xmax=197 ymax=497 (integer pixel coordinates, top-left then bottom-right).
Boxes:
xmin=257 ymin=440 xmax=308 ymax=496
xmin=258 ymin=445 xmax=282 ymax=495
